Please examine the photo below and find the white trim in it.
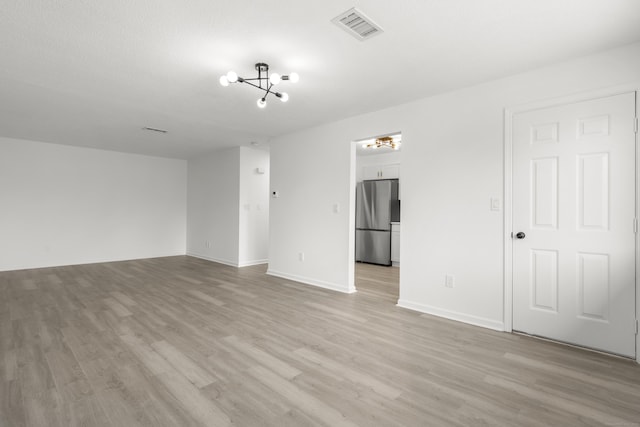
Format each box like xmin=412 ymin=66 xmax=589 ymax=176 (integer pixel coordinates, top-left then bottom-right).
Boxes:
xmin=348 ymin=139 xmax=357 ymax=291
xmin=267 ymin=269 xmax=356 ymax=294
xmin=503 ymin=107 xmax=514 ymax=333
xmin=0 ymin=252 xmax=186 ymax=272
xmin=186 ymin=252 xmax=239 ymax=267
xmin=636 ymin=90 xmax=640 ymax=364
xmin=187 ymin=253 xmax=268 ymax=268
xmin=504 ymin=85 xmax=640 ymax=362
xmin=397 ymin=299 xmax=505 ymax=332
xmin=506 ymin=83 xmax=640 ymax=115
xmin=238 ymin=259 xmax=268 ymax=267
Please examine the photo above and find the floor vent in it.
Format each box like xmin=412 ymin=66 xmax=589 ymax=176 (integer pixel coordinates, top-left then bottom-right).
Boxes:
xmin=331 ymin=7 xmax=383 ymax=41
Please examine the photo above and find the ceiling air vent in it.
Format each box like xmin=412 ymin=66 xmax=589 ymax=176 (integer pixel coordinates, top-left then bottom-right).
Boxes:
xmin=331 ymin=7 xmax=383 ymax=41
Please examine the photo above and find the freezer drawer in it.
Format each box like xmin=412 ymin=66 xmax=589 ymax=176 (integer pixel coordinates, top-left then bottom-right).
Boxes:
xmin=355 ymin=229 xmax=391 ymax=266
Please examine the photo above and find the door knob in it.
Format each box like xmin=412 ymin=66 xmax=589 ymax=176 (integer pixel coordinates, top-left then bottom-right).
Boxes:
xmin=515 ymin=232 xmax=526 ymax=239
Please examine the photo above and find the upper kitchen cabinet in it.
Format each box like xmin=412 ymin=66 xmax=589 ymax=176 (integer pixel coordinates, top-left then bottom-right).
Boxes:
xmin=363 ymin=163 xmax=400 ymax=180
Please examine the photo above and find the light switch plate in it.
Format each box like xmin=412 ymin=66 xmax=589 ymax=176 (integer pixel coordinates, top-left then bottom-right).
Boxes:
xmin=490 ymin=198 xmax=501 ymax=211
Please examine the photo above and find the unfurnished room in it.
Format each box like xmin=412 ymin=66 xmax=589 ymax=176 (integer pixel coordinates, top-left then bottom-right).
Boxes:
xmin=1 ymin=1 xmax=640 ymax=426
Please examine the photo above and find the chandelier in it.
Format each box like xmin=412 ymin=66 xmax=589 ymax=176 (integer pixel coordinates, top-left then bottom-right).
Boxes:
xmin=363 ymin=135 xmax=401 ymax=150
xmin=219 ymin=63 xmax=299 ymax=108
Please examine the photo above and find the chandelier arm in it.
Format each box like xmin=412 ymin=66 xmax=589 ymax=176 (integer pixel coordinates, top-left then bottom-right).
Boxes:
xmin=263 ymin=83 xmax=275 ymax=98
xmin=239 ymin=80 xmax=267 ymax=91
xmin=236 ymin=79 xmax=276 ymax=100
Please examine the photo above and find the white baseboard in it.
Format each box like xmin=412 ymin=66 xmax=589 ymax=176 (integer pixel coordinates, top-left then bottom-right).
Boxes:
xmin=266 ymin=269 xmax=356 ymax=294
xmin=187 ymin=253 xmax=268 ymax=268
xmin=238 ymin=259 xmax=268 ymax=267
xmin=0 ymin=252 xmax=187 ymax=272
xmin=186 ymin=252 xmax=239 ymax=267
xmin=396 ymin=299 xmax=505 ymax=331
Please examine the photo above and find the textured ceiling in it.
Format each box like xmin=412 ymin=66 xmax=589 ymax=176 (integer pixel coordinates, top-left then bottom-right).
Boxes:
xmin=2 ymin=0 xmax=640 ymax=159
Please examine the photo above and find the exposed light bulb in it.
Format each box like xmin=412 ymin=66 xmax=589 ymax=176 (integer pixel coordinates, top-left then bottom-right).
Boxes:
xmin=226 ymin=71 xmax=238 ymax=83
xmin=219 ymin=76 xmax=229 ymax=87
xmin=257 ymin=98 xmax=267 ymax=108
xmin=269 ymin=73 xmax=281 ymax=85
xmin=279 ymin=92 xmax=289 ymax=102
xmin=288 ymin=72 xmax=299 ymax=83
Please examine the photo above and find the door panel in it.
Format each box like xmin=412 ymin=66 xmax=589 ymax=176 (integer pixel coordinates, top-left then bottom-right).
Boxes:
xmin=512 ymin=92 xmax=636 ymax=358
xmin=577 ymin=153 xmax=608 ymax=230
xmin=531 ymin=157 xmax=558 ymax=229
xmin=530 ymin=249 xmax=558 ymax=312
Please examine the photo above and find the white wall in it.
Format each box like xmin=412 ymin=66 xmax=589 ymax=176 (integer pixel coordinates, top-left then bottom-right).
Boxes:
xmin=187 ymin=148 xmax=240 ymax=265
xmin=0 ymin=137 xmax=187 ymax=271
xmin=187 ymin=146 xmax=269 ymax=267
xmin=268 ymin=42 xmax=640 ymax=330
xmin=238 ymin=146 xmax=269 ymax=266
xmin=268 ymin=123 xmax=356 ymax=292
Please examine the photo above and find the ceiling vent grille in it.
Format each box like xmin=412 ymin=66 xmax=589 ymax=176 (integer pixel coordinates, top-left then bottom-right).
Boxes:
xmin=331 ymin=7 xmax=383 ymax=41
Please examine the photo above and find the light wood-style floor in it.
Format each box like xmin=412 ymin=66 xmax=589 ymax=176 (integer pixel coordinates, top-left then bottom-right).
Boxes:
xmin=1 ymin=256 xmax=639 ymax=426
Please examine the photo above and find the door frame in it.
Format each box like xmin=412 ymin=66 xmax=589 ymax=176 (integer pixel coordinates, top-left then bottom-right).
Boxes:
xmin=349 ymin=131 xmax=403 ymax=294
xmin=503 ymin=85 xmax=639 ymax=362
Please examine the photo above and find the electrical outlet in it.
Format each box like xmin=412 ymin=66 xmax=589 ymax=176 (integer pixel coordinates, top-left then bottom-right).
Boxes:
xmin=299 ymin=252 xmax=305 ymax=262
xmin=445 ymin=274 xmax=455 ymax=288
xmin=205 ymin=241 xmax=211 ymax=248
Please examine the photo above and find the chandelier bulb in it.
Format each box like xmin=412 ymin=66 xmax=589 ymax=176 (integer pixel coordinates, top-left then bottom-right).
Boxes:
xmin=269 ymin=73 xmax=281 ymax=85
xmin=219 ymin=76 xmax=229 ymax=87
xmin=288 ymin=72 xmax=299 ymax=83
xmin=257 ymin=98 xmax=267 ymax=108
xmin=226 ymin=71 xmax=238 ymax=83
xmin=278 ymin=92 xmax=289 ymax=102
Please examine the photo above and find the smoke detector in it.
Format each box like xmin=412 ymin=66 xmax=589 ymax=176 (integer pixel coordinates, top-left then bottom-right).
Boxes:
xmin=331 ymin=7 xmax=383 ymax=41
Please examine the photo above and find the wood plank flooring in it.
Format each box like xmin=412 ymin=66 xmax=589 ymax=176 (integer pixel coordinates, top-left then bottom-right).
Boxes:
xmin=1 ymin=256 xmax=639 ymax=426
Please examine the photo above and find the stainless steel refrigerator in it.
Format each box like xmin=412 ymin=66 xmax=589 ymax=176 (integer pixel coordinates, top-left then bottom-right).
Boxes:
xmin=356 ymin=179 xmax=399 ymax=266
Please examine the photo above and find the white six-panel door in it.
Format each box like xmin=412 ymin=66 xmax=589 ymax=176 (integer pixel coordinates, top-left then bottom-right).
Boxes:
xmin=512 ymin=92 xmax=637 ymax=358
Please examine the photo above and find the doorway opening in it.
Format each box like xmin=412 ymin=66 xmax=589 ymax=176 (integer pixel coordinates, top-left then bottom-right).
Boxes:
xmin=351 ymin=132 xmax=402 ymax=300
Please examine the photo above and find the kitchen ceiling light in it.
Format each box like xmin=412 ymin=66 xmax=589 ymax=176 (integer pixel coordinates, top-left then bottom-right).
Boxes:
xmin=363 ymin=135 xmax=401 ymax=150
xmin=220 ymin=63 xmax=298 ymax=109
